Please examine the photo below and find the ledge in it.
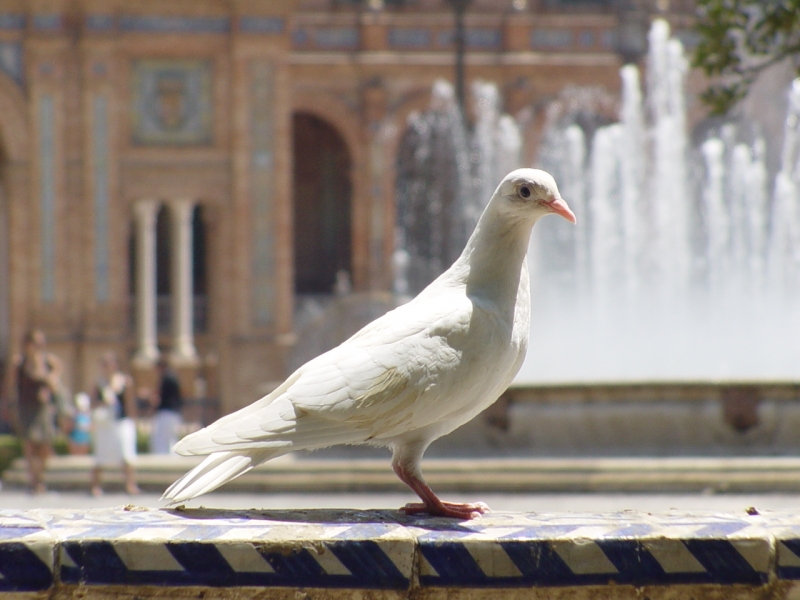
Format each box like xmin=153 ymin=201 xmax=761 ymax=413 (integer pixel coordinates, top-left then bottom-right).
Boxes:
xmin=10 ymin=455 xmax=800 ymax=494
xmin=3 ymin=506 xmax=800 ymax=598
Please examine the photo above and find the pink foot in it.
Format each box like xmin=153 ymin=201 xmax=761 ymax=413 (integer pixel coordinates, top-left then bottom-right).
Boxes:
xmin=401 ymin=500 xmax=490 ymax=520
xmin=392 ymin=462 xmax=491 ymax=519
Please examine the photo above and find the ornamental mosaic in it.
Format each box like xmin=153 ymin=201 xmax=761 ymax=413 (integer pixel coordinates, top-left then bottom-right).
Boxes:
xmin=131 ymin=59 xmax=213 ymax=146
xmin=0 ymin=41 xmax=22 ymax=85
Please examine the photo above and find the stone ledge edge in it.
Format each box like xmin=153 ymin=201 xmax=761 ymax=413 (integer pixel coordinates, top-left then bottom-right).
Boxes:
xmin=3 ymin=507 xmax=800 ymax=594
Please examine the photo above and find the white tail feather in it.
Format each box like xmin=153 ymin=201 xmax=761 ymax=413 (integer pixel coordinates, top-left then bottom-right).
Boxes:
xmin=161 ymin=449 xmax=281 ymax=504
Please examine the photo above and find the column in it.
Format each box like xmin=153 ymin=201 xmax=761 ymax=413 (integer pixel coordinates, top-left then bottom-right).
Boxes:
xmin=170 ymin=199 xmax=197 ymax=363
xmin=133 ymin=199 xmax=159 ymax=364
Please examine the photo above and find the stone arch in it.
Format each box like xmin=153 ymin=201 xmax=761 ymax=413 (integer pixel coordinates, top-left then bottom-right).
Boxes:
xmin=291 ymin=112 xmax=353 ymax=295
xmin=292 ymin=91 xmax=367 ymax=289
xmin=292 ymin=92 xmax=363 ymax=170
xmin=192 ymin=203 xmax=209 ymax=333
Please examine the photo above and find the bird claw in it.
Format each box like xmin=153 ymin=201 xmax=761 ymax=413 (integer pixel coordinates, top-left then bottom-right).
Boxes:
xmin=400 ymin=500 xmax=491 ymax=520
xmin=400 ymin=502 xmax=427 ymax=515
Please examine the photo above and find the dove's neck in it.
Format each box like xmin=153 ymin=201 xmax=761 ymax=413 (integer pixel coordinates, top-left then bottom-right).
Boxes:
xmin=448 ymin=205 xmax=536 ymax=307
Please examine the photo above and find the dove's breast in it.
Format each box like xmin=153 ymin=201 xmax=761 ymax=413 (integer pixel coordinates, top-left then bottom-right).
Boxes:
xmin=383 ymin=276 xmax=530 ymax=443
xmin=437 ymin=260 xmax=531 ymax=434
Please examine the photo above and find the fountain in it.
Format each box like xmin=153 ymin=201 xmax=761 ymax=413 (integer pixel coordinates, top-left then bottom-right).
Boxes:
xmin=394 ymin=79 xmax=521 ymax=297
xmin=388 ymin=18 xmax=800 ymax=458
xmin=397 ymin=38 xmax=800 ymax=383
xmin=519 ymin=19 xmax=800 ymax=383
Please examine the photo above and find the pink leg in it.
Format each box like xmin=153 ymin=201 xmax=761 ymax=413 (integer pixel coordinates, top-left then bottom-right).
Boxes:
xmin=392 ymin=463 xmax=489 ymax=519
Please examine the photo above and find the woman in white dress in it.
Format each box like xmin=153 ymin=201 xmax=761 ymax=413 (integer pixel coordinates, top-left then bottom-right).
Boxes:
xmin=91 ymin=352 xmax=140 ymax=496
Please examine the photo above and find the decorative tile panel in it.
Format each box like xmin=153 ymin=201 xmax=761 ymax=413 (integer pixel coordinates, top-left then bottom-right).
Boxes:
xmin=92 ymin=94 xmax=110 ymax=302
xmin=293 ymin=27 xmax=359 ymax=50
xmin=437 ymin=29 xmax=502 ymax=49
xmin=388 ymin=28 xmax=430 ymax=49
xmin=250 ymin=60 xmax=277 ymax=327
xmin=466 ymin=28 xmax=502 ymax=49
xmin=131 ymin=59 xmax=213 ymax=146
xmin=578 ymin=30 xmax=595 ymax=47
xmin=315 ymin=27 xmax=359 ymax=49
xmin=0 ymin=42 xmax=23 ymax=85
xmin=39 ymin=94 xmax=56 ymax=302
xmin=120 ymin=16 xmax=230 ymax=34
xmin=0 ymin=14 xmax=24 ymax=30
xmin=239 ymin=17 xmax=284 ymax=34
xmin=33 ymin=14 xmax=61 ymax=31
xmin=531 ymin=28 xmax=573 ymax=48
xmin=85 ymin=14 xmax=114 ymax=31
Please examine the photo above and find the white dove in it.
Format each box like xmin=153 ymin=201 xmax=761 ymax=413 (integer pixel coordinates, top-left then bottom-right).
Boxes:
xmin=163 ymin=168 xmax=575 ymax=519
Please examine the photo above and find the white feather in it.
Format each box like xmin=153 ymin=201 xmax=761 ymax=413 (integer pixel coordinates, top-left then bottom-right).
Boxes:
xmin=163 ymin=450 xmax=280 ymax=504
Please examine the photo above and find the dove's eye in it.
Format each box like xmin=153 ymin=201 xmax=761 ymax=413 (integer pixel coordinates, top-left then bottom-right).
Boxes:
xmin=519 ymin=185 xmax=531 ymax=199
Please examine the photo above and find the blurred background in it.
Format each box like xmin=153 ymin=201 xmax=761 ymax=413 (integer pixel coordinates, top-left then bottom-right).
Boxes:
xmin=0 ymin=0 xmax=798 ymax=486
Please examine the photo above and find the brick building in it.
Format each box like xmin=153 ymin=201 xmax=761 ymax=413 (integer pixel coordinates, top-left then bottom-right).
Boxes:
xmin=0 ymin=0 xmax=696 ymax=415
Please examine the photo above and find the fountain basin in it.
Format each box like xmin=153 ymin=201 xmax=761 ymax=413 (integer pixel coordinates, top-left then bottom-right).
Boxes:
xmin=433 ymin=380 xmax=800 ymax=459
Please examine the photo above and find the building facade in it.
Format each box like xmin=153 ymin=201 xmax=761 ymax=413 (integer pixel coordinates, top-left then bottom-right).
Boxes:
xmin=0 ymin=0 xmax=696 ymax=415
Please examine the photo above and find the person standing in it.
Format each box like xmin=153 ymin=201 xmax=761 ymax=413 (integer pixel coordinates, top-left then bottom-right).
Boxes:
xmin=12 ymin=330 xmax=63 ymax=494
xmin=150 ymin=357 xmax=183 ymax=454
xmin=68 ymin=392 xmax=92 ymax=455
xmin=91 ymin=352 xmax=139 ymax=496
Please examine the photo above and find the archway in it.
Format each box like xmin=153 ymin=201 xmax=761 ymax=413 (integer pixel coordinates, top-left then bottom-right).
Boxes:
xmin=192 ymin=204 xmax=208 ymax=333
xmin=155 ymin=204 xmax=172 ymax=335
xmin=292 ymin=113 xmax=352 ymax=295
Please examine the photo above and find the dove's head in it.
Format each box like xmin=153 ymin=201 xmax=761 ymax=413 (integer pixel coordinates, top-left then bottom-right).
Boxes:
xmin=494 ymin=168 xmax=576 ymax=224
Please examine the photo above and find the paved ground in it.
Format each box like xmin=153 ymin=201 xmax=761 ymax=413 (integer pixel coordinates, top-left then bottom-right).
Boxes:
xmin=1 ymin=488 xmax=798 ymax=514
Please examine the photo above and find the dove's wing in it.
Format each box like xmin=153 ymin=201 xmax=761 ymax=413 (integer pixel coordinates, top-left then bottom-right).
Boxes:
xmin=174 ymin=289 xmax=475 ymax=456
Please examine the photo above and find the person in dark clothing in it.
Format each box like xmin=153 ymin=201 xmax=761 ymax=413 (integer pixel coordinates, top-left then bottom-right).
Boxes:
xmin=151 ymin=358 xmax=183 ymax=454
xmin=12 ymin=330 xmax=63 ymax=494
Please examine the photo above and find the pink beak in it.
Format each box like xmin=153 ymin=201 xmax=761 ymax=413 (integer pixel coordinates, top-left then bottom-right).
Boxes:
xmin=544 ymin=197 xmax=577 ymax=224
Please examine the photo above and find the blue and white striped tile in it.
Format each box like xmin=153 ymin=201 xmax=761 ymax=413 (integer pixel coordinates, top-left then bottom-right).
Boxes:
xmin=54 ymin=508 xmax=414 ymax=589
xmin=413 ymin=511 xmax=770 ymax=588
xmin=754 ymin=510 xmax=800 ymax=581
xmin=0 ymin=507 xmax=789 ymax=592
xmin=0 ymin=511 xmax=55 ymax=592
